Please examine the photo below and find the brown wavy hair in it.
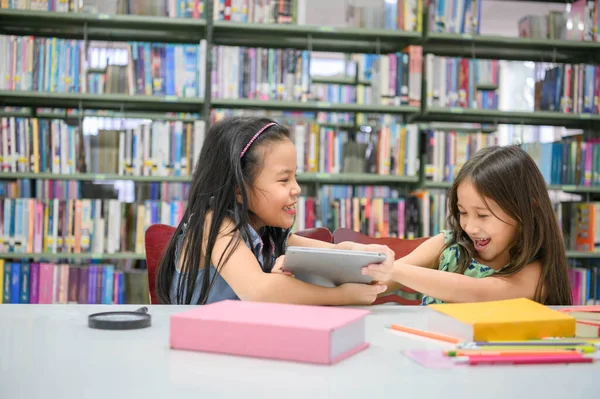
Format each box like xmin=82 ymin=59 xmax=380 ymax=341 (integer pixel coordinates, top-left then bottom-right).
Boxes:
xmin=442 ymin=145 xmax=572 ymax=305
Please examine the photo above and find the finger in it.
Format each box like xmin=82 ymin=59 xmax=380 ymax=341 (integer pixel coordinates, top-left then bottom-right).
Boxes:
xmin=370 ymin=283 xmax=387 ymax=293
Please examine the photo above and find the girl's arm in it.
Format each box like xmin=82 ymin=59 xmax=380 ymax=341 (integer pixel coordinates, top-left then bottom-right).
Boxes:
xmin=286 ymin=233 xmax=338 ymax=249
xmin=288 ymin=231 xmax=448 ymax=296
xmin=364 ymin=259 xmax=542 ymax=303
xmin=378 ymin=232 xmax=446 ymax=295
xmin=213 ymin=221 xmax=387 ymax=305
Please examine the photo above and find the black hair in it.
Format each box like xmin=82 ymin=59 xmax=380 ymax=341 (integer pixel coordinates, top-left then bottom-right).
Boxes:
xmin=156 ymin=116 xmax=292 ymax=304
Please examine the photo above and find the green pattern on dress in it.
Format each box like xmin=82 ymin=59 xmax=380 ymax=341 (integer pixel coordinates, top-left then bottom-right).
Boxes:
xmin=421 ymin=230 xmax=498 ymax=305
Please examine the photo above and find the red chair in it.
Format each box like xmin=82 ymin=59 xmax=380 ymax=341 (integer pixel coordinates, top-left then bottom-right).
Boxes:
xmin=332 ymin=228 xmax=429 ymax=305
xmin=145 ymin=224 xmax=176 ymax=304
xmin=294 ymin=226 xmax=333 ymax=243
xmin=144 ymin=225 xmax=333 ymax=304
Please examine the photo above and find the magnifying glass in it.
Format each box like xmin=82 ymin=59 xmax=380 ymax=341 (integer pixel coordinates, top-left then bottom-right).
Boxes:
xmin=88 ymin=306 xmax=152 ymax=330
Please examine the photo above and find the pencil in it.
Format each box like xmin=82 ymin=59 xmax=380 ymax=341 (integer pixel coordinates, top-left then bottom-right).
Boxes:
xmin=464 ymin=354 xmax=593 ymax=366
xmin=445 ymin=350 xmax=583 ymax=357
xmin=388 ymin=323 xmax=462 ymax=344
xmin=454 ymin=345 xmax=596 ymax=353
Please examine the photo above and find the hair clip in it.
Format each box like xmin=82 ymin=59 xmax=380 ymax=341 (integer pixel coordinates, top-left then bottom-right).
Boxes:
xmin=240 ymin=122 xmax=277 ymax=158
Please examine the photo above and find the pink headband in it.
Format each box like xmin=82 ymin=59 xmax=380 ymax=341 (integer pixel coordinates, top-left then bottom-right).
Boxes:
xmin=240 ymin=122 xmax=277 ymax=158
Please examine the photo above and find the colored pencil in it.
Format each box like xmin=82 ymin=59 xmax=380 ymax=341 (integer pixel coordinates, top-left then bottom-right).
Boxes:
xmin=388 ymin=324 xmax=462 ymax=344
xmin=454 ymin=345 xmax=596 ymax=353
xmin=445 ymin=350 xmax=582 ymax=357
xmin=462 ymin=354 xmax=593 ymax=366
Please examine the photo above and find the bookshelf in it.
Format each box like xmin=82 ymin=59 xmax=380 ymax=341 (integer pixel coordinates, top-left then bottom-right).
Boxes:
xmin=0 ymin=252 xmax=145 ymax=261
xmin=0 ymin=171 xmax=417 ymax=186
xmin=0 ymin=90 xmax=205 ymax=113
xmin=418 ymin=107 xmax=600 ymax=129
xmin=422 ymin=32 xmax=600 ymax=64
xmin=211 ymin=21 xmax=421 ymax=53
xmin=1 ymin=2 xmax=600 ymax=306
xmin=0 ymin=9 xmax=207 ymax=44
xmin=2 ymin=6 xmax=599 ymax=126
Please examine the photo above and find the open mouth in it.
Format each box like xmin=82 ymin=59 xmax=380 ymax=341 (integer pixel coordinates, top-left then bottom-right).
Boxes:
xmin=473 ymin=238 xmax=491 ymax=251
xmin=283 ymin=204 xmax=296 ymax=214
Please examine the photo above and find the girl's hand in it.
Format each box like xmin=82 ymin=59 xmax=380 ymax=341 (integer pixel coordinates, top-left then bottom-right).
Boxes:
xmin=360 ymin=244 xmax=396 ymax=282
xmin=271 ymin=255 xmax=294 ymax=277
xmin=336 ymin=282 xmax=387 ymax=305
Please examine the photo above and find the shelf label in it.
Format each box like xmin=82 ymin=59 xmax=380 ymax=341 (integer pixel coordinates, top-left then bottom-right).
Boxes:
xmin=94 ymin=174 xmax=106 ymax=180
xmin=561 ymin=185 xmax=577 ymax=191
xmin=580 ymin=114 xmax=591 ymax=119
xmin=91 ymin=254 xmax=102 ymax=260
xmin=98 ymin=14 xmax=110 ymax=20
xmin=449 ymin=107 xmax=464 ymax=113
xmin=317 ymin=102 xmax=331 ymax=108
xmin=316 ymin=173 xmax=330 ymax=179
xmin=319 ymin=26 xmax=335 ymax=32
xmin=164 ymin=95 xmax=178 ymax=102
xmin=461 ymin=33 xmax=473 ymax=39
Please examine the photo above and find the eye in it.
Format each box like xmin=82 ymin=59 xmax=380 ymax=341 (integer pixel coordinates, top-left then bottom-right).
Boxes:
xmin=478 ymin=214 xmax=489 ymax=219
xmin=458 ymin=211 xmax=467 ymax=216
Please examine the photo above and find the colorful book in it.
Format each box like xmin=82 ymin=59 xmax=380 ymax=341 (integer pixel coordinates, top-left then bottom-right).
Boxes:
xmin=427 ymin=298 xmax=576 ymax=341
xmin=170 ymin=300 xmax=370 ymax=365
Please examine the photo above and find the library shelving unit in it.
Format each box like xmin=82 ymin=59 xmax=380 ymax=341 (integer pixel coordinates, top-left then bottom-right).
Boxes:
xmin=1 ymin=2 xmax=600 ymax=272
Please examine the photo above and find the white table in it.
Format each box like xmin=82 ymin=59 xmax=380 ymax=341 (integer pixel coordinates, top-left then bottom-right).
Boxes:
xmin=0 ymin=304 xmax=597 ymax=399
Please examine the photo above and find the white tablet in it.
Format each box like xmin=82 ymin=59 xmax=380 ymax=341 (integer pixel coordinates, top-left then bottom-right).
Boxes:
xmin=282 ymin=246 xmax=387 ymax=287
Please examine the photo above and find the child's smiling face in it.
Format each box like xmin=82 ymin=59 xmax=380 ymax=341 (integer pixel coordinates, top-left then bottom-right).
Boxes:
xmin=457 ymin=179 xmax=518 ymax=270
xmin=246 ymin=138 xmax=301 ymax=230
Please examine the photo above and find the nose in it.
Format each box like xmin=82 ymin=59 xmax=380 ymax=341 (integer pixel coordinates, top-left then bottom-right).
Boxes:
xmin=292 ymin=180 xmax=301 ymax=197
xmin=461 ymin=217 xmax=480 ymax=236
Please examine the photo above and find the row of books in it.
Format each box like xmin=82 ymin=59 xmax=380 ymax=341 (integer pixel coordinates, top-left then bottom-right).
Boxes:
xmin=518 ymin=0 xmax=600 ymax=42
xmin=0 ymin=198 xmax=185 ymax=255
xmin=522 ymin=137 xmax=600 ymax=187
xmin=0 ymin=35 xmax=208 ymax=97
xmin=87 ymin=121 xmax=206 ymax=177
xmin=424 ymin=130 xmax=499 ymax=183
xmin=1 ymin=0 xmax=422 ymax=31
xmin=3 ymin=190 xmax=600 ymax=256
xmin=0 ymin=117 xmax=207 ymax=178
xmin=347 ymin=0 xmax=422 ymax=31
xmin=213 ymin=0 xmax=297 ymax=24
xmin=427 ymin=0 xmax=482 ymax=35
xmin=425 ymin=57 xmax=499 ymax=109
xmin=568 ymin=263 xmax=596 ymax=306
xmin=0 ymin=179 xmax=82 ymax=199
xmin=0 ymin=260 xmax=150 ymax=305
xmin=211 ymin=46 xmax=310 ymax=101
xmin=291 ymin=121 xmax=419 ymax=176
xmin=8 ymin=113 xmax=600 ymax=191
xmin=534 ymin=64 xmax=600 ymax=115
xmin=560 ymin=202 xmax=600 ymax=253
xmin=0 ymin=0 xmax=205 ymax=19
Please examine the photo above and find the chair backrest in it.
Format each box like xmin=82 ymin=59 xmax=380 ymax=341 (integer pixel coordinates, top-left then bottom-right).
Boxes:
xmin=293 ymin=227 xmax=333 ymax=243
xmin=143 ymin=225 xmax=332 ymax=304
xmin=144 ymin=224 xmax=176 ymax=304
xmin=333 ymin=228 xmax=429 ymax=259
xmin=332 ymin=228 xmax=429 ymax=305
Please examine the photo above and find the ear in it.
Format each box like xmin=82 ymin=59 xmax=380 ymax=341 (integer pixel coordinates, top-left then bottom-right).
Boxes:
xmin=235 ymin=186 xmax=242 ymax=204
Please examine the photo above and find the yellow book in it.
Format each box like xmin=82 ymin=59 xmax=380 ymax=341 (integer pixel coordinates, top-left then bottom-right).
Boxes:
xmin=428 ymin=298 xmax=576 ymax=342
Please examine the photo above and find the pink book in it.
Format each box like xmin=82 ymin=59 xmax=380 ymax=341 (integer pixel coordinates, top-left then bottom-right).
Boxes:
xmin=38 ymin=263 xmax=54 ymax=304
xmin=170 ymin=300 xmax=370 ymax=365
